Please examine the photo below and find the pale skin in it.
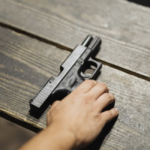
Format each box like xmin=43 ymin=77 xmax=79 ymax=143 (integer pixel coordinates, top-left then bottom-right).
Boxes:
xmin=19 ymin=80 xmax=119 ymax=150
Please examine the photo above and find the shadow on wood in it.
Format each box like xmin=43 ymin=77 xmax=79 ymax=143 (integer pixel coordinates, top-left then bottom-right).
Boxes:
xmin=128 ymin=0 xmax=150 ymax=7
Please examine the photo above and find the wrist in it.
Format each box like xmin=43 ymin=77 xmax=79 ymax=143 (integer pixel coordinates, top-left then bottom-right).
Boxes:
xmin=46 ymin=124 xmax=76 ymax=150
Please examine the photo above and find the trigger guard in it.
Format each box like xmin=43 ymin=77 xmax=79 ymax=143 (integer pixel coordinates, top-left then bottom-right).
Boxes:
xmin=80 ymin=72 xmax=90 ymax=79
xmin=79 ymin=60 xmax=98 ymax=79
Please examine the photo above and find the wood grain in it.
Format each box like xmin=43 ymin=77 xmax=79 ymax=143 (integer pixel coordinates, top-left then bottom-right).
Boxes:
xmin=1 ymin=26 xmax=150 ymax=149
xmin=0 ymin=0 xmax=150 ymax=79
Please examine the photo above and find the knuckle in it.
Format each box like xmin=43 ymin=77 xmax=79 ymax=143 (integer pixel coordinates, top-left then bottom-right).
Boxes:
xmin=84 ymin=80 xmax=97 ymax=86
xmin=104 ymin=93 xmax=111 ymax=99
xmin=98 ymin=82 xmax=109 ymax=92
xmin=109 ymin=109 xmax=115 ymax=117
xmin=105 ymin=93 xmax=115 ymax=101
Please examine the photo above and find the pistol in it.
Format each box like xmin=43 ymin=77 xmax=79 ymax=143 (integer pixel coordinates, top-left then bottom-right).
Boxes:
xmin=29 ymin=35 xmax=102 ymax=117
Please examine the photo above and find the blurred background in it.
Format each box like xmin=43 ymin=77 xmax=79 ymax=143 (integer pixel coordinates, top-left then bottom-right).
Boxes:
xmin=0 ymin=117 xmax=36 ymax=150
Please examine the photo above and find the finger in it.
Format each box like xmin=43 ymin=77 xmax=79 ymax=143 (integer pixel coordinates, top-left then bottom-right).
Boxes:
xmin=50 ymin=100 xmax=60 ymax=110
xmin=96 ymin=93 xmax=115 ymax=112
xmin=100 ymin=108 xmax=119 ymax=124
xmin=73 ymin=80 xmax=97 ymax=93
xmin=47 ymin=100 xmax=60 ymax=125
xmin=87 ymin=82 xmax=109 ymax=99
xmin=47 ymin=101 xmax=60 ymax=119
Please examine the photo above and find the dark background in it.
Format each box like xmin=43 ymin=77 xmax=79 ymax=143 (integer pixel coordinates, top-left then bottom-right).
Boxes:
xmin=0 ymin=117 xmax=35 ymax=150
xmin=128 ymin=0 xmax=150 ymax=7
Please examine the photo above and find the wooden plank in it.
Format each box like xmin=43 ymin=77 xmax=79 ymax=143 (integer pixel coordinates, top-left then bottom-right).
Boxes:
xmin=0 ymin=26 xmax=70 ymax=129
xmin=0 ymin=0 xmax=150 ymax=80
xmin=1 ymin=26 xmax=150 ymax=149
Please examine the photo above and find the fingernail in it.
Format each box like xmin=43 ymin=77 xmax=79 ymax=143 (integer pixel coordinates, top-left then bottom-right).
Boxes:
xmin=115 ymin=108 xmax=119 ymax=113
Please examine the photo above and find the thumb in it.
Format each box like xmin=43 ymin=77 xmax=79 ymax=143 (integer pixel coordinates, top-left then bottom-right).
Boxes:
xmin=50 ymin=100 xmax=60 ymax=110
xmin=47 ymin=100 xmax=60 ymax=125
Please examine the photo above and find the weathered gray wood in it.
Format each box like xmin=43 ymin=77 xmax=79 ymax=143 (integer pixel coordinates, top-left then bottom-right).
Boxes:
xmin=1 ymin=26 xmax=150 ymax=149
xmin=0 ymin=26 xmax=70 ymax=129
xmin=0 ymin=0 xmax=150 ymax=80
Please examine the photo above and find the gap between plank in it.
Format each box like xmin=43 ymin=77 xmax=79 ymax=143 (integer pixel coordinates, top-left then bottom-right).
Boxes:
xmin=0 ymin=21 xmax=71 ymax=52
xmin=98 ymin=59 xmax=150 ymax=82
xmin=0 ymin=22 xmax=150 ymax=82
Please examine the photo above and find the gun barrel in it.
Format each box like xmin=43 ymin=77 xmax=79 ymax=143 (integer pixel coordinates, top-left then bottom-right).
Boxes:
xmin=81 ymin=35 xmax=93 ymax=47
xmin=88 ymin=37 xmax=101 ymax=51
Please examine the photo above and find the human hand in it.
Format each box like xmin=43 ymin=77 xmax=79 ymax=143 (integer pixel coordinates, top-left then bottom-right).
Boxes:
xmin=47 ymin=80 xmax=119 ymax=150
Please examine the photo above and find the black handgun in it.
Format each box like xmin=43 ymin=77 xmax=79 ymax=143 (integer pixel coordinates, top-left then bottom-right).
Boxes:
xmin=30 ymin=35 xmax=102 ymax=117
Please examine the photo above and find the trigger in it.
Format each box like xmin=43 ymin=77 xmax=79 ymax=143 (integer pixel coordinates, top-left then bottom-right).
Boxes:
xmin=66 ymin=76 xmax=77 ymax=88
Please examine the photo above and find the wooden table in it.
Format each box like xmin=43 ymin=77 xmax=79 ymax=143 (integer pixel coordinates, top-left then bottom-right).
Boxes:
xmin=0 ymin=0 xmax=150 ymax=149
